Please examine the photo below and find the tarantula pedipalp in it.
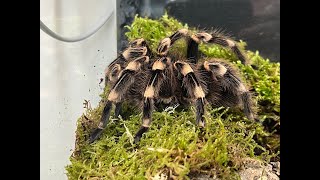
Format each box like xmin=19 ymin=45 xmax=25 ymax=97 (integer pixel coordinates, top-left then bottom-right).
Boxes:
xmin=90 ymin=29 xmax=255 ymax=144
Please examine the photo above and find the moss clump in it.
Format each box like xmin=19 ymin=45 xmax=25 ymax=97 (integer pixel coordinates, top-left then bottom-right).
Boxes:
xmin=66 ymin=14 xmax=280 ymax=179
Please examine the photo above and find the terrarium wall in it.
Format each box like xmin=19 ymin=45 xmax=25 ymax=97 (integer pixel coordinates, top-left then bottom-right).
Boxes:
xmin=40 ymin=0 xmax=116 ymax=179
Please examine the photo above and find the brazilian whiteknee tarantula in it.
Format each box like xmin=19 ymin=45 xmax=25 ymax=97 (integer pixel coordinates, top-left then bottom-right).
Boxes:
xmin=89 ymin=29 xmax=255 ymax=144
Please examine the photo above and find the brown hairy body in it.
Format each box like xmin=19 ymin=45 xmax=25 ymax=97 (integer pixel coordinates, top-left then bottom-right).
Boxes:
xmin=90 ymin=29 xmax=255 ymax=144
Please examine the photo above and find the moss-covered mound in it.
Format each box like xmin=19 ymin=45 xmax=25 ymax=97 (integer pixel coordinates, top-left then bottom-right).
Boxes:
xmin=66 ymin=14 xmax=280 ymax=179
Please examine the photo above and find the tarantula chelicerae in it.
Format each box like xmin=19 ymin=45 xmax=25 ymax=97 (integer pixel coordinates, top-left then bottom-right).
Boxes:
xmin=89 ymin=29 xmax=255 ymax=144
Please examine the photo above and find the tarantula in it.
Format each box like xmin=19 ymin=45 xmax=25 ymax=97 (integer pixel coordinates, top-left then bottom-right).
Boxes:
xmin=89 ymin=29 xmax=255 ymax=144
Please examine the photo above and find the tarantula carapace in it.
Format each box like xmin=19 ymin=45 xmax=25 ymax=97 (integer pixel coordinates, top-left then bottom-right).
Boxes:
xmin=89 ymin=29 xmax=255 ymax=144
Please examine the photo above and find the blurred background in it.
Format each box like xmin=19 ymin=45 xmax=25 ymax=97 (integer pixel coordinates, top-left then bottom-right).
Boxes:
xmin=117 ymin=0 xmax=280 ymax=61
xmin=40 ymin=0 xmax=279 ymax=179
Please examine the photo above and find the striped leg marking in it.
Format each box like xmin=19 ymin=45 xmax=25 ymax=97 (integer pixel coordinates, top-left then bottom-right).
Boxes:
xmin=174 ymin=61 xmax=206 ymax=127
xmin=89 ymin=56 xmax=149 ymax=143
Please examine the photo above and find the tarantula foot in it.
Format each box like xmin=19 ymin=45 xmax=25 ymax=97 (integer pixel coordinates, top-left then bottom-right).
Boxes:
xmin=133 ymin=136 xmax=141 ymax=144
xmin=89 ymin=128 xmax=104 ymax=144
xmin=197 ymin=120 xmax=206 ymax=128
xmin=253 ymin=118 xmax=263 ymax=124
xmin=133 ymin=126 xmax=149 ymax=144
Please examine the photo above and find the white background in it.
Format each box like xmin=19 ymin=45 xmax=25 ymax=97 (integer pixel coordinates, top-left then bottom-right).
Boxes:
xmin=40 ymin=0 xmax=116 ymax=179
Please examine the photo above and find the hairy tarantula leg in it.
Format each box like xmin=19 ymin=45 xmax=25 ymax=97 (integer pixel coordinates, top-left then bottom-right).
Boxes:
xmin=114 ymin=102 xmax=123 ymax=118
xmin=89 ymin=56 xmax=150 ymax=143
xmin=129 ymin=38 xmax=154 ymax=58
xmin=134 ymin=98 xmax=154 ymax=144
xmin=174 ymin=61 xmax=206 ymax=127
xmin=195 ymin=98 xmax=205 ymax=127
xmin=106 ymin=37 xmax=149 ymax=81
xmin=105 ymin=46 xmax=148 ymax=84
xmin=203 ymin=61 xmax=254 ymax=120
xmin=129 ymin=38 xmax=146 ymax=47
xmin=186 ymin=37 xmax=199 ymax=63
xmin=89 ymin=101 xmax=113 ymax=143
xmin=157 ymin=29 xmax=189 ymax=56
xmin=109 ymin=46 xmax=148 ymax=68
xmin=122 ymin=47 xmax=148 ymax=60
xmin=192 ymin=32 xmax=248 ymax=64
xmin=240 ymin=91 xmax=254 ymax=120
xmin=134 ymin=57 xmax=168 ymax=143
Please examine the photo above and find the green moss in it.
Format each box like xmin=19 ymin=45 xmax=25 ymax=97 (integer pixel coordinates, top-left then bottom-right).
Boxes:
xmin=66 ymin=13 xmax=280 ymax=179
